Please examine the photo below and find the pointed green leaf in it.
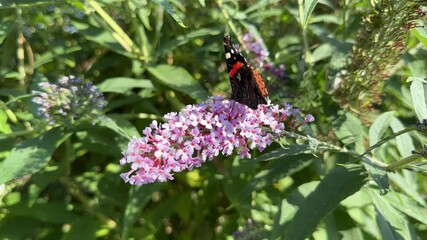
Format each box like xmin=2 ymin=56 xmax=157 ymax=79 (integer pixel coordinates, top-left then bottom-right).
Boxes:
xmin=152 ymin=0 xmax=187 ymax=28
xmin=369 ymin=111 xmax=394 ymax=148
xmin=371 ymin=190 xmax=417 ymax=240
xmin=362 ymin=158 xmax=389 ymax=195
xmin=147 ymin=64 xmax=208 ymax=100
xmin=97 ymin=77 xmax=153 ymax=93
xmin=253 ymin=145 xmax=314 ymax=161
xmin=390 ymin=118 xmax=414 ymax=158
xmin=302 ymin=0 xmax=318 ymax=29
xmin=284 ymin=165 xmax=367 ymax=240
xmin=71 ymin=20 xmax=133 ymax=58
xmin=385 ymin=191 xmax=427 ymax=225
xmin=0 ymin=127 xmax=72 ymax=184
xmin=332 ymin=112 xmax=364 ymax=153
xmin=121 ymin=184 xmax=162 ymax=239
xmin=410 ymin=78 xmax=427 ymax=122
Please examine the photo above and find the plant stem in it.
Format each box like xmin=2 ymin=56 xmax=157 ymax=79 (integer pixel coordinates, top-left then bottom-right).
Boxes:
xmin=360 ymin=125 xmax=418 ymax=157
xmin=386 ymin=154 xmax=423 ymax=171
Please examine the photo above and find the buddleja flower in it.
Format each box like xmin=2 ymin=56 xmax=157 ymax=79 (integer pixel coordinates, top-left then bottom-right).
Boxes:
xmin=120 ymin=96 xmax=314 ymax=185
xmin=241 ymin=32 xmax=287 ymax=79
xmin=32 ymin=75 xmax=107 ymax=126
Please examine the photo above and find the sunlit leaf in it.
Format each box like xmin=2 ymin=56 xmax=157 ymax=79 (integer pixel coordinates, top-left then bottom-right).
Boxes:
xmin=410 ymin=78 xmax=427 ymax=122
xmin=147 ymin=64 xmax=208 ymax=100
xmin=284 ymin=165 xmax=368 ymax=239
xmin=152 ymin=0 xmax=187 ymax=28
xmin=97 ymin=77 xmax=154 ymax=93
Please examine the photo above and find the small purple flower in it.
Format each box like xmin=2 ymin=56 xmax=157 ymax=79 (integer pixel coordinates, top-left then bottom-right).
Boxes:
xmin=241 ymin=32 xmax=288 ymax=80
xmin=32 ymin=75 xmax=107 ymax=126
xmin=119 ymin=96 xmax=314 ymax=185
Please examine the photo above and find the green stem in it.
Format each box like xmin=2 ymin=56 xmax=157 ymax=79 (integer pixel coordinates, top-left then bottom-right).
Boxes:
xmin=0 ymin=93 xmax=37 ymax=109
xmin=87 ymin=0 xmax=140 ymax=57
xmin=360 ymin=125 xmax=418 ymax=157
xmin=218 ymin=0 xmax=240 ymax=39
xmin=125 ymin=0 xmax=148 ymax=62
xmin=283 ymin=130 xmax=388 ymax=168
xmin=386 ymin=154 xmax=423 ymax=171
xmin=0 ymin=129 xmax=36 ymax=139
xmin=16 ymin=7 xmax=26 ymax=86
xmin=297 ymin=0 xmax=312 ymax=65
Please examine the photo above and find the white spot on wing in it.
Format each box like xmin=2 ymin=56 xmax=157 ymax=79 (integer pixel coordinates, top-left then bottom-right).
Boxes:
xmin=225 ymin=53 xmax=231 ymax=59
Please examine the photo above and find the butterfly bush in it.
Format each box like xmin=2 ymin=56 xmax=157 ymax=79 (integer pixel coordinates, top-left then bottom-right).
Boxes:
xmin=32 ymin=75 xmax=107 ymax=126
xmin=120 ymin=96 xmax=314 ymax=185
xmin=242 ymin=32 xmax=287 ymax=79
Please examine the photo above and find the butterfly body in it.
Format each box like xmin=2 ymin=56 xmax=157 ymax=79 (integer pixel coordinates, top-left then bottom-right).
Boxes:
xmin=223 ymin=35 xmax=270 ymax=109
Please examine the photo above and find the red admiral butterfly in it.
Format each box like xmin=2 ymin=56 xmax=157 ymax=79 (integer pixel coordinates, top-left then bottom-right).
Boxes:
xmin=223 ymin=35 xmax=270 ymax=110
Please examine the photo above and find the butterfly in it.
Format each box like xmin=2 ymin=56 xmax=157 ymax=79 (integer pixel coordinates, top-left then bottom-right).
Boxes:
xmin=223 ymin=35 xmax=270 ymax=110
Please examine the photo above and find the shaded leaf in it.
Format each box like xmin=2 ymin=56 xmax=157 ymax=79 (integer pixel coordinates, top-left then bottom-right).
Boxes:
xmin=362 ymin=158 xmax=389 ymax=195
xmin=0 ymin=127 xmax=72 ymax=184
xmin=253 ymin=144 xmax=314 ymax=161
xmin=240 ymin=153 xmax=314 ymax=200
xmin=121 ymin=184 xmax=162 ymax=239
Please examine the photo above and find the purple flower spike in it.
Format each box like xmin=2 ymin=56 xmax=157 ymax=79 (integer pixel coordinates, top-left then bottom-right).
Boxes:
xmin=119 ymin=96 xmax=314 ymax=185
xmin=32 ymin=75 xmax=107 ymax=126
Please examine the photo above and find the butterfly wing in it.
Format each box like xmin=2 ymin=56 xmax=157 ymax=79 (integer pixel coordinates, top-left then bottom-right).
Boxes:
xmin=223 ymin=35 xmax=270 ymax=109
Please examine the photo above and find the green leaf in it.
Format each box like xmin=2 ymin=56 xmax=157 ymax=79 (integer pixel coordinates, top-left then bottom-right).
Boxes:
xmin=410 ymin=78 xmax=427 ymax=122
xmin=385 ymin=191 xmax=427 ymax=225
xmin=147 ymin=64 xmax=208 ymax=100
xmin=390 ymin=118 xmax=414 ymax=158
xmin=71 ymin=20 xmax=133 ymax=58
xmin=311 ymin=43 xmax=332 ymax=63
xmin=157 ymin=28 xmax=221 ymax=56
xmin=97 ymin=77 xmax=153 ymax=93
xmin=0 ymin=127 xmax=72 ymax=184
xmin=6 ymin=201 xmax=78 ymax=223
xmin=302 ymin=0 xmax=318 ymax=29
xmin=362 ymin=158 xmax=389 ymax=195
xmin=121 ymin=184 xmax=162 ymax=239
xmin=388 ymin=172 xmax=426 ymax=207
xmin=412 ymin=24 xmax=427 ymax=47
xmin=284 ymin=165 xmax=367 ymax=240
xmin=152 ymin=0 xmax=187 ymax=28
xmin=240 ymin=153 xmax=314 ymax=200
xmin=371 ymin=190 xmax=417 ymax=240
xmin=98 ymin=116 xmax=134 ymax=139
xmin=32 ymin=45 xmax=82 ymax=69
xmin=63 ymin=217 xmax=100 ymax=240
xmin=253 ymin=144 xmax=314 ymax=161
xmin=369 ymin=111 xmax=394 ymax=149
xmin=271 ymin=182 xmax=319 ymax=239
xmin=332 ymin=112 xmax=364 ymax=153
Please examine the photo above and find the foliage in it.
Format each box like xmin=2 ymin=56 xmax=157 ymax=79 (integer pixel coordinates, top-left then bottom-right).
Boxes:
xmin=1 ymin=0 xmax=427 ymax=239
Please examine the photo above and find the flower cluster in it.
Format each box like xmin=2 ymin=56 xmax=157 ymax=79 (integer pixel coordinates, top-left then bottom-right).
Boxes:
xmin=120 ymin=96 xmax=314 ymax=185
xmin=334 ymin=1 xmax=426 ymax=111
xmin=241 ymin=32 xmax=287 ymax=80
xmin=32 ymin=75 xmax=107 ymax=126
